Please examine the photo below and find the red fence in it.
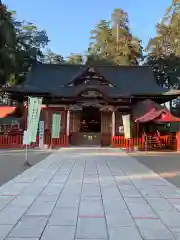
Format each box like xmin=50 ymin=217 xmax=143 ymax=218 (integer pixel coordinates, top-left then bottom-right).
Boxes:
xmin=0 ymin=133 xmax=177 ymax=151
xmin=0 ymin=133 xmax=69 ymax=149
xmin=0 ymin=135 xmax=23 ymax=148
xmin=43 ymin=134 xmax=69 ymax=147
xmin=112 ymin=135 xmax=177 ymax=151
xmin=112 ymin=136 xmax=144 ymax=149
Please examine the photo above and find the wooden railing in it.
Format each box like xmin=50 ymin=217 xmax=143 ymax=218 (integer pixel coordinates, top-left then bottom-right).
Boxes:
xmin=112 ymin=134 xmax=177 ymax=151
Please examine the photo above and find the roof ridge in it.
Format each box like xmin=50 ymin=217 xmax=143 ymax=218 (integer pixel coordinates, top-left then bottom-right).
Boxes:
xmin=34 ymin=63 xmax=152 ymax=69
xmin=36 ymin=63 xmax=85 ymax=68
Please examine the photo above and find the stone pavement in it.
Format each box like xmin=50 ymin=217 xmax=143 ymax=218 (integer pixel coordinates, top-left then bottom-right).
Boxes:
xmin=1 ymin=148 xmax=180 ymax=239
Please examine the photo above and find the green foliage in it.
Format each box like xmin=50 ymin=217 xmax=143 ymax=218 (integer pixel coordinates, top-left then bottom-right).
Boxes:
xmin=42 ymin=48 xmax=65 ymax=64
xmin=14 ymin=21 xmax=49 ymax=84
xmin=3 ymin=1 xmax=180 ymax=92
xmin=86 ymin=53 xmax=114 ymax=65
xmin=145 ymin=54 xmax=180 ymax=88
xmin=0 ymin=3 xmax=17 ymax=85
xmin=0 ymin=3 xmax=50 ymax=85
xmin=67 ymin=54 xmax=83 ymax=64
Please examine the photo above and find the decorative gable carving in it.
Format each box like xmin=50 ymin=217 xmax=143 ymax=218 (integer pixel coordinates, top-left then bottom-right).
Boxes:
xmin=88 ymin=67 xmax=95 ymax=73
xmin=68 ymin=67 xmax=114 ymax=87
xmin=80 ymin=90 xmax=103 ymax=98
xmin=100 ymin=105 xmax=116 ymax=112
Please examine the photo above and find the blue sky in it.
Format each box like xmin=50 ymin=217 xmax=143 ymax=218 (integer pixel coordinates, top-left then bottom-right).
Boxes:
xmin=4 ymin=0 xmax=171 ymax=58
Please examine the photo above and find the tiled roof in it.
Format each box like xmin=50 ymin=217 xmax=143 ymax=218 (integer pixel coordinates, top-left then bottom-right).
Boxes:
xmin=2 ymin=64 xmax=180 ymax=97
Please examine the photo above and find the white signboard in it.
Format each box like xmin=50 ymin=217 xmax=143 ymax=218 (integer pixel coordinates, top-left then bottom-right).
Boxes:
xmin=39 ymin=121 xmax=44 ymax=148
xmin=23 ymin=130 xmax=29 ymax=145
xmin=27 ymin=97 xmax=42 ymax=143
xmin=165 ymin=101 xmax=170 ymax=111
xmin=122 ymin=114 xmax=131 ymax=139
xmin=119 ymin=126 xmax=124 ymax=134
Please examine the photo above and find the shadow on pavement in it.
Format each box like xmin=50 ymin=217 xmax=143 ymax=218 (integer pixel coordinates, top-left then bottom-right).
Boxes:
xmin=130 ymin=152 xmax=180 ymax=188
xmin=0 ymin=150 xmax=52 ymax=187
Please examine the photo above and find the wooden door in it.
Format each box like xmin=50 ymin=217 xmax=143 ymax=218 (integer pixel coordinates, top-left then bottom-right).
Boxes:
xmin=70 ymin=111 xmax=81 ymax=145
xmin=115 ymin=112 xmax=123 ymax=135
xmin=101 ymin=111 xmax=112 ymax=146
xmin=72 ymin=132 xmax=101 ymax=146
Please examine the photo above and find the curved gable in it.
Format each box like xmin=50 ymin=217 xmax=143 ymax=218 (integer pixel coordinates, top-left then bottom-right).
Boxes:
xmin=67 ymin=66 xmax=115 ymax=87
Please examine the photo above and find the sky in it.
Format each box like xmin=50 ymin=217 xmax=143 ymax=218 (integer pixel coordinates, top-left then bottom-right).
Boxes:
xmin=4 ymin=0 xmax=171 ymax=58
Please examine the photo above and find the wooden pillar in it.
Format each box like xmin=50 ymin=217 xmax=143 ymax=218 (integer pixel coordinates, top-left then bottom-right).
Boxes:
xmin=23 ymin=101 xmax=28 ymax=130
xmin=66 ymin=110 xmax=70 ymax=136
xmin=176 ymin=131 xmax=180 ymax=151
xmin=112 ymin=111 xmax=115 ymax=137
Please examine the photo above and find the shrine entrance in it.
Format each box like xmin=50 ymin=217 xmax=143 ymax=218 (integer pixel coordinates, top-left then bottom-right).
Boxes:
xmin=80 ymin=107 xmax=101 ymax=133
xmin=76 ymin=107 xmax=101 ymax=146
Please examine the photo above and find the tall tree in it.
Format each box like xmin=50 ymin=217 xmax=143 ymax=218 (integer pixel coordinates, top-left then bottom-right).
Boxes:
xmin=88 ymin=8 xmax=143 ymax=65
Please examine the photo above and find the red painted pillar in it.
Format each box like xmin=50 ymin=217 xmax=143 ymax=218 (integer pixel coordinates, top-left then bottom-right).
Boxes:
xmin=66 ymin=109 xmax=70 ymax=146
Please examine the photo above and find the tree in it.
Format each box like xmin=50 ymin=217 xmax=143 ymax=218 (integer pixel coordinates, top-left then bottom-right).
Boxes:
xmin=43 ymin=48 xmax=64 ymax=64
xmin=86 ymin=53 xmax=113 ymax=65
xmin=145 ymin=0 xmax=180 ymax=88
xmin=0 ymin=3 xmax=50 ymax=85
xmin=88 ymin=8 xmax=143 ymax=65
xmin=145 ymin=54 xmax=180 ymax=88
xmin=145 ymin=0 xmax=180 ymax=113
xmin=3 ymin=20 xmax=50 ymax=85
xmin=67 ymin=54 xmax=83 ymax=64
xmin=13 ymin=21 xmax=49 ymax=84
xmin=163 ymin=0 xmax=180 ymax=56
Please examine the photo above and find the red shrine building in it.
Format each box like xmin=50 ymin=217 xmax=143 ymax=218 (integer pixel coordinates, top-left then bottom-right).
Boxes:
xmin=1 ymin=64 xmax=180 ymax=149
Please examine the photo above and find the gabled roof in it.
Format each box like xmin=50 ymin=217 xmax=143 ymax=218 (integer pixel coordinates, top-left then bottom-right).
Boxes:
xmin=66 ymin=66 xmax=116 ymax=87
xmin=154 ymin=112 xmax=180 ymax=122
xmin=132 ymin=99 xmax=180 ymax=123
xmin=2 ymin=64 xmax=180 ymax=98
xmin=25 ymin=64 xmax=84 ymax=91
xmin=132 ymin=99 xmax=165 ymax=122
xmin=97 ymin=66 xmax=162 ymax=95
xmin=0 ymin=106 xmax=17 ymax=118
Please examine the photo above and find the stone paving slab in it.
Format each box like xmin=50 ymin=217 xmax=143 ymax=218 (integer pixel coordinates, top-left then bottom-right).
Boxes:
xmin=1 ymin=148 xmax=180 ymax=239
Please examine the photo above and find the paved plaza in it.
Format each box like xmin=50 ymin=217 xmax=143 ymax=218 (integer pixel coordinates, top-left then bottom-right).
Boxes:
xmin=1 ymin=148 xmax=180 ymax=239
